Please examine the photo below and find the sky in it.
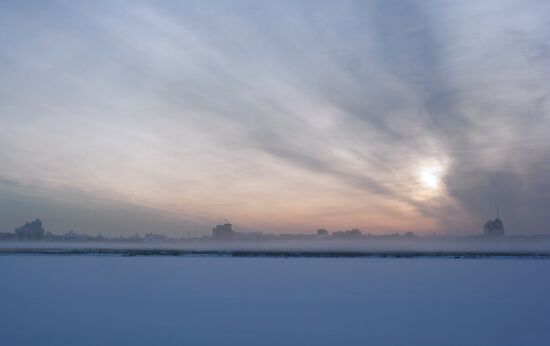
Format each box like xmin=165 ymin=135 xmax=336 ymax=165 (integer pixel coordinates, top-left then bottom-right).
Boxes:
xmin=1 ymin=0 xmax=550 ymax=236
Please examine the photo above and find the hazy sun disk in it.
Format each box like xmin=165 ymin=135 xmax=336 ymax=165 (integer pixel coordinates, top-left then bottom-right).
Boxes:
xmin=420 ymin=165 xmax=443 ymax=190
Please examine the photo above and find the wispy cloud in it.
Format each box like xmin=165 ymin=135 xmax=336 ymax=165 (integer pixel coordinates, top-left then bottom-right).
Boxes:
xmin=1 ymin=0 xmax=549 ymax=234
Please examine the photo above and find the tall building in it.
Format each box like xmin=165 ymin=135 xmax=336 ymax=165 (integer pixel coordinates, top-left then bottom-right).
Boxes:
xmin=15 ymin=219 xmax=45 ymax=240
xmin=212 ymin=223 xmax=235 ymax=240
xmin=483 ymin=207 xmax=505 ymax=237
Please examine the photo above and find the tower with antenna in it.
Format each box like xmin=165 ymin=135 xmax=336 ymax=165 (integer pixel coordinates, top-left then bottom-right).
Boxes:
xmin=483 ymin=206 xmax=505 ymax=237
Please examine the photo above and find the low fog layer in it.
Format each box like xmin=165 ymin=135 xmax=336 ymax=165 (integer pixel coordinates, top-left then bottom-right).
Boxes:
xmin=2 ymin=237 xmax=550 ymax=254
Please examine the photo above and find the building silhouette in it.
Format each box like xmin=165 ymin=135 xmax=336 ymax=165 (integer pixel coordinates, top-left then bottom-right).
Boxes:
xmin=317 ymin=229 xmax=328 ymax=237
xmin=332 ymin=228 xmax=362 ymax=239
xmin=15 ymin=219 xmax=45 ymax=240
xmin=212 ymin=223 xmax=235 ymax=240
xmin=483 ymin=207 xmax=505 ymax=236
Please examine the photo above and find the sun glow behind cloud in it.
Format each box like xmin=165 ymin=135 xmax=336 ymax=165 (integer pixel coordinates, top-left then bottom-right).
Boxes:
xmin=418 ymin=162 xmax=446 ymax=193
xmin=421 ymin=168 xmax=440 ymax=190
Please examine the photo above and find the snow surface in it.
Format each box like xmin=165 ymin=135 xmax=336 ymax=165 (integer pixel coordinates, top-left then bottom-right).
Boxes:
xmin=1 ymin=256 xmax=549 ymax=346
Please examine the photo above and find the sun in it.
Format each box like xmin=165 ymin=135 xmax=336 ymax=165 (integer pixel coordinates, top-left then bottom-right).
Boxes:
xmin=419 ymin=166 xmax=442 ymax=190
xmin=414 ymin=160 xmax=448 ymax=199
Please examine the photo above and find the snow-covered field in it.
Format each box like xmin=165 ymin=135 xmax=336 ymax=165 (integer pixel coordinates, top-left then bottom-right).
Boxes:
xmin=1 ymin=256 xmax=549 ymax=346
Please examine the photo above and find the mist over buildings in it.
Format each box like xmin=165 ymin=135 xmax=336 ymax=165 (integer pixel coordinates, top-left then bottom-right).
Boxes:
xmin=1 ymin=0 xmax=550 ymax=235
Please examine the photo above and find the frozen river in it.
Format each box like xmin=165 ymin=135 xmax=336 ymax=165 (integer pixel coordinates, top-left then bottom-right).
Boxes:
xmin=1 ymin=255 xmax=549 ymax=346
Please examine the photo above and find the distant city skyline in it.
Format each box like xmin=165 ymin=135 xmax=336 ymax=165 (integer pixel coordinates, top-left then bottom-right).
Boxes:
xmin=1 ymin=0 xmax=550 ymax=235
xmin=0 ymin=218 xmax=525 ymax=243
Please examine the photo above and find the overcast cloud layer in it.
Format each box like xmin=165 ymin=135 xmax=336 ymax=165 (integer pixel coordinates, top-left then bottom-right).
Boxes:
xmin=1 ymin=0 xmax=550 ymax=235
